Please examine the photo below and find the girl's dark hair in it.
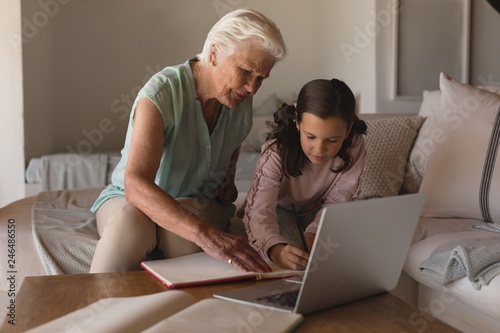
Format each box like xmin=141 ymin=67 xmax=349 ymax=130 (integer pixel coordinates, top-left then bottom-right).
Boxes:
xmin=266 ymin=78 xmax=367 ymax=177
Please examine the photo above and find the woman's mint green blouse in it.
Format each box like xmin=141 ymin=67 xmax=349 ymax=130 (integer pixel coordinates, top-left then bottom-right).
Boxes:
xmin=91 ymin=60 xmax=253 ymax=212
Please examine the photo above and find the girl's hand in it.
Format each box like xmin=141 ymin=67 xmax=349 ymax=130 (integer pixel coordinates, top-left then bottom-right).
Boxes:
xmin=269 ymin=244 xmax=309 ymax=270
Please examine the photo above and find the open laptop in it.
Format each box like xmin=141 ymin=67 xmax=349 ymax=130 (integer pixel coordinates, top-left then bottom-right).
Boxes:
xmin=214 ymin=193 xmax=425 ymax=314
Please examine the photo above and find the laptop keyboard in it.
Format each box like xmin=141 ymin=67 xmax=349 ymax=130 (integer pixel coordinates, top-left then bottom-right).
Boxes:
xmin=256 ymin=289 xmax=299 ymax=308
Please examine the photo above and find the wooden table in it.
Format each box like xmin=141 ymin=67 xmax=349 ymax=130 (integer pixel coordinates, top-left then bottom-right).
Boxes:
xmin=1 ymin=271 xmax=459 ymax=332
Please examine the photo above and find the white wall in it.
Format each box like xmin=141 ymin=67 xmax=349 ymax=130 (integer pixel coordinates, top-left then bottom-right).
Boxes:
xmin=311 ymin=0 xmax=377 ymax=113
xmin=470 ymin=0 xmax=500 ymax=86
xmin=0 ymin=0 xmax=25 ymax=208
xmin=21 ymin=0 xmax=55 ymax=164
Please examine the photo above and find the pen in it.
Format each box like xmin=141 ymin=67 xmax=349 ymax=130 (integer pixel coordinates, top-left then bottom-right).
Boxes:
xmin=291 ymin=204 xmax=309 ymax=252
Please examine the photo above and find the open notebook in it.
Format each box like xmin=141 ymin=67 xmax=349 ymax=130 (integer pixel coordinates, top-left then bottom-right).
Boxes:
xmin=24 ymin=290 xmax=304 ymax=333
xmin=141 ymin=251 xmax=303 ymax=288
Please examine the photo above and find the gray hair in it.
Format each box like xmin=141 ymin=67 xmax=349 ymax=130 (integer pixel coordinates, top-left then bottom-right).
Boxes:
xmin=197 ymin=8 xmax=286 ymax=64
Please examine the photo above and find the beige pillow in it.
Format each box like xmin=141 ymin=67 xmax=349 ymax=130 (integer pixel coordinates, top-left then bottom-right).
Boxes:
xmin=359 ymin=116 xmax=425 ymax=199
xmin=419 ymin=73 xmax=500 ymax=222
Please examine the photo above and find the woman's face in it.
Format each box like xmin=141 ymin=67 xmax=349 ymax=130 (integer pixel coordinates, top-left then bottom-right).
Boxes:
xmin=212 ymin=43 xmax=276 ymax=107
xmin=297 ymin=113 xmax=351 ymax=166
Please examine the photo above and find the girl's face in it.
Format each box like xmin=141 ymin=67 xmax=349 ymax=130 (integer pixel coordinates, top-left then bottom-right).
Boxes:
xmin=296 ymin=113 xmax=351 ymax=166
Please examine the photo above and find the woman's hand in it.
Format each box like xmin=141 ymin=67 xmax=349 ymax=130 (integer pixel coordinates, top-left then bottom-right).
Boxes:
xmin=268 ymin=244 xmax=309 ymax=270
xmin=198 ymin=227 xmax=272 ymax=273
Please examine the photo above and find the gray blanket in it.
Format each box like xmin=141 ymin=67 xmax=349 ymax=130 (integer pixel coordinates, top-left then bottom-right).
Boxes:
xmin=31 ymin=188 xmax=102 ymax=274
xmin=419 ymin=237 xmax=500 ymax=290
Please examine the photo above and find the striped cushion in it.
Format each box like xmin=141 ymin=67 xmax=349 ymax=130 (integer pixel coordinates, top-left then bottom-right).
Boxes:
xmin=419 ymin=73 xmax=500 ymax=223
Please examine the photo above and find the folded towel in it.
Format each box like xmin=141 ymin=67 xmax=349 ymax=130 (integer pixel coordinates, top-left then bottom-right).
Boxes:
xmin=419 ymin=237 xmax=500 ymax=290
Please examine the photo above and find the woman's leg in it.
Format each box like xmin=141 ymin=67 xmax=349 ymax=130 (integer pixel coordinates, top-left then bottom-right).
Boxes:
xmin=157 ymin=197 xmax=230 ymax=258
xmin=90 ymin=196 xmax=157 ymax=273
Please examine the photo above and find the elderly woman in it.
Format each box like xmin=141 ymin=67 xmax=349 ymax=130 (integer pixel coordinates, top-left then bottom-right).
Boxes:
xmin=89 ymin=9 xmax=286 ymax=273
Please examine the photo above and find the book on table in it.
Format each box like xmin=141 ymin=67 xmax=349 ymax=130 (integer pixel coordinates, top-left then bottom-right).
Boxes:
xmin=140 ymin=251 xmax=303 ymax=288
xmin=25 ymin=290 xmax=304 ymax=333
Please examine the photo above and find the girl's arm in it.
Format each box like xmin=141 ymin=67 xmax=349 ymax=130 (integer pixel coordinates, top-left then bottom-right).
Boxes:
xmin=243 ymin=144 xmax=308 ymax=270
xmin=243 ymin=145 xmax=285 ymax=259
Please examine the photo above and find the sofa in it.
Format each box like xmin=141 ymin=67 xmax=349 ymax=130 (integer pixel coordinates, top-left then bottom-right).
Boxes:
xmin=1 ymin=72 xmax=499 ymax=332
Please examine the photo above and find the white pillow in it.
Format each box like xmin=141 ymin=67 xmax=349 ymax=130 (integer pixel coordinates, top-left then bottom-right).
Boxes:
xmin=419 ymin=73 xmax=500 ymax=222
xmin=359 ymin=116 xmax=425 ymax=199
xmin=403 ymin=85 xmax=500 ymax=194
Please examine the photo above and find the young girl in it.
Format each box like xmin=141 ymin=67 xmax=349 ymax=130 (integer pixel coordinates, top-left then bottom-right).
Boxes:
xmin=243 ymin=78 xmax=367 ymax=270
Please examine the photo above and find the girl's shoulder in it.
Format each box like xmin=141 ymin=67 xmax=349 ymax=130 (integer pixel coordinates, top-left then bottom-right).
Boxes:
xmin=260 ymin=139 xmax=278 ymax=153
xmin=256 ymin=140 xmax=283 ymax=171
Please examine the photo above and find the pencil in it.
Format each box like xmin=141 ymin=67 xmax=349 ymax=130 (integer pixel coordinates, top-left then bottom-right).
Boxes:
xmin=291 ymin=204 xmax=308 ymax=252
